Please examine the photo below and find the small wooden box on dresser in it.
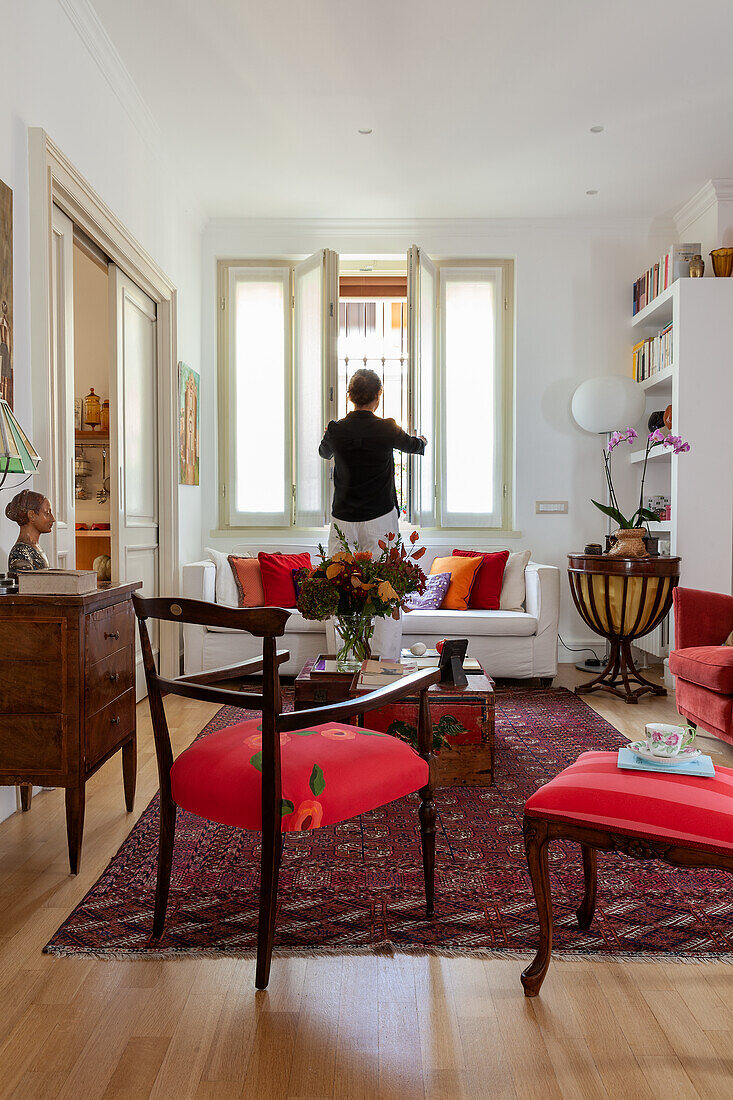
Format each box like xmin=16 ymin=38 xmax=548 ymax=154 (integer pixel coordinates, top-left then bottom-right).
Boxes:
xmin=0 ymin=582 xmax=141 ymax=873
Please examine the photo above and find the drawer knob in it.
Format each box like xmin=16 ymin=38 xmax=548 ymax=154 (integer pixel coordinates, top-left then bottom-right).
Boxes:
xmin=108 ymin=671 xmax=120 ymax=682
xmin=111 ymin=715 xmax=120 ymax=725
xmin=105 ymin=630 xmax=120 ymax=640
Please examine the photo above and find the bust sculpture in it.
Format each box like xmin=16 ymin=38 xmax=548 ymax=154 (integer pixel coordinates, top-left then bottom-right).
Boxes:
xmin=5 ymin=490 xmax=55 ymax=575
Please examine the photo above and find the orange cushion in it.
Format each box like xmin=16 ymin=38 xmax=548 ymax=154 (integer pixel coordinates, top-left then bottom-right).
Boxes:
xmin=429 ymin=555 xmax=483 ymax=611
xmin=228 ymin=555 xmax=265 ymax=608
xmin=170 ymin=718 xmax=429 ymax=832
xmin=525 ymin=751 xmax=733 ymax=856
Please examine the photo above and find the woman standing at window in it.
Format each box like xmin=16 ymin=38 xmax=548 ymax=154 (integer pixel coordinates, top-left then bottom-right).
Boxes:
xmin=318 ymin=368 xmax=427 ymax=658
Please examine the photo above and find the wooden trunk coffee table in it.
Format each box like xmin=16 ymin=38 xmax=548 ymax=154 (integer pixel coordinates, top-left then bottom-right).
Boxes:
xmin=295 ymin=656 xmax=496 ymax=786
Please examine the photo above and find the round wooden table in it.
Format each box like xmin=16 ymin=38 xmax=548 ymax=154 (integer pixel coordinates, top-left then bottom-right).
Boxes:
xmin=567 ymin=554 xmax=681 ymax=704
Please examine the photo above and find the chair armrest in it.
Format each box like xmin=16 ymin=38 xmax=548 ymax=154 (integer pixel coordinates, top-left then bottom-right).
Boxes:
xmin=278 ymin=667 xmax=442 ymax=732
xmin=177 ymin=649 xmax=290 ymax=686
xmin=673 ymin=587 xmax=733 ymax=649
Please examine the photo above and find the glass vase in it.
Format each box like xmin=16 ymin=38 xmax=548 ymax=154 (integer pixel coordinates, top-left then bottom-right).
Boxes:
xmin=334 ymin=612 xmax=375 ymax=673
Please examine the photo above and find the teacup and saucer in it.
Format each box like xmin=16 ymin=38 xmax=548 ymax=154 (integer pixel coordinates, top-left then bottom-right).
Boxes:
xmin=628 ymin=723 xmax=700 ymax=766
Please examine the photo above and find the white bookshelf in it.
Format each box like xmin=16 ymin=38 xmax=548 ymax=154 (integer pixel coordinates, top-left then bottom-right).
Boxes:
xmin=630 ymin=277 xmax=733 ymax=656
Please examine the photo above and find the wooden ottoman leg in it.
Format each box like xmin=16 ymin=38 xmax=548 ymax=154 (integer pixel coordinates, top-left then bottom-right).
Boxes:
xmin=576 ymin=844 xmax=598 ymax=930
xmin=521 ymin=816 xmax=553 ymax=997
xmin=19 ymin=784 xmax=32 ymax=812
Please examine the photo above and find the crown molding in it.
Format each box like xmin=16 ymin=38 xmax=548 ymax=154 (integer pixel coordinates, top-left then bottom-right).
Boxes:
xmin=57 ymin=0 xmax=160 ymax=152
xmin=674 ymin=179 xmax=733 ymax=236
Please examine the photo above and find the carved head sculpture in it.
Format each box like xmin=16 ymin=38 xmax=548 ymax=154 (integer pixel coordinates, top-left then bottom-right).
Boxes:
xmin=5 ymin=489 xmax=55 ymax=537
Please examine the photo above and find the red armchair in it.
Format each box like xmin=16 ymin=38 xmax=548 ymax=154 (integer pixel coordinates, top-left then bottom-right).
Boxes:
xmin=669 ymin=587 xmax=733 ymax=747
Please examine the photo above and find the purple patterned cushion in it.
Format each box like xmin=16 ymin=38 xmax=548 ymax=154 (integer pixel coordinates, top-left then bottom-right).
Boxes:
xmin=404 ymin=572 xmax=451 ymax=611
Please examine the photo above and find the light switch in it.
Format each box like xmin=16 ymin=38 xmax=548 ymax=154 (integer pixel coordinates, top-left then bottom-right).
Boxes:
xmin=536 ymin=500 xmax=568 ymax=514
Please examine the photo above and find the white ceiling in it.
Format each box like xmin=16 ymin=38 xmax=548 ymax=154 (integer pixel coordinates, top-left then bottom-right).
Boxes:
xmin=89 ymin=0 xmax=733 ymax=220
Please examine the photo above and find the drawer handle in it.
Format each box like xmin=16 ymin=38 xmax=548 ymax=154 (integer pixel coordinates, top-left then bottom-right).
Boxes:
xmin=108 ymin=671 xmax=120 ymax=682
xmin=105 ymin=630 xmax=120 ymax=640
xmin=111 ymin=715 xmax=120 ymax=725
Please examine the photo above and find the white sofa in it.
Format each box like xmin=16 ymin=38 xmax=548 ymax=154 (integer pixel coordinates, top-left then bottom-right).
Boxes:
xmin=182 ymin=557 xmax=560 ymax=682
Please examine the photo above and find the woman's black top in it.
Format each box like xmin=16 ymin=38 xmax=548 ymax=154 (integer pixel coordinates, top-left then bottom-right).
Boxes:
xmin=319 ymin=410 xmax=425 ymax=522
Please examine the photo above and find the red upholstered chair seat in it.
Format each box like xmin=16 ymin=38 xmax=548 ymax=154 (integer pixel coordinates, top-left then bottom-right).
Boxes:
xmin=669 ymin=646 xmax=733 ymax=694
xmin=524 ymin=751 xmax=733 ymax=856
xmin=171 ymin=718 xmax=428 ymax=832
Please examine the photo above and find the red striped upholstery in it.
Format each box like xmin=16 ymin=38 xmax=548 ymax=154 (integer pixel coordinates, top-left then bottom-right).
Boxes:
xmin=525 ymin=751 xmax=733 ymax=855
xmin=171 ymin=718 xmax=428 ymax=833
xmin=669 ymin=646 xmax=733 ymax=694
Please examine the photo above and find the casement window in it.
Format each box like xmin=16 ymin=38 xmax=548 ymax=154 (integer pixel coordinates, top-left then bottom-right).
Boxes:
xmin=218 ymin=250 xmax=513 ymax=530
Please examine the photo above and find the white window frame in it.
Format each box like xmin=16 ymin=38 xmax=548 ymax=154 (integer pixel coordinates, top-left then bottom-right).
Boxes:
xmin=217 ymin=255 xmax=514 ymax=534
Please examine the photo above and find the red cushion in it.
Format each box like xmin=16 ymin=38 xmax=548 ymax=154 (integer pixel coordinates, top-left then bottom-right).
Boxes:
xmin=524 ymin=751 xmax=733 ymax=856
xmin=452 ymin=549 xmax=509 ymax=610
xmin=170 ymin=718 xmax=428 ymax=832
xmin=669 ymin=647 xmax=733 ymax=694
xmin=675 ymin=679 xmax=733 ymax=744
xmin=257 ymin=552 xmax=311 ymax=607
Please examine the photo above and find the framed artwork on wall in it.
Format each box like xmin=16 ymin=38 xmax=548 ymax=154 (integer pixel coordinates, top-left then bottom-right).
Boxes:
xmin=178 ymin=361 xmax=200 ymax=485
xmin=0 ymin=179 xmax=12 ymax=409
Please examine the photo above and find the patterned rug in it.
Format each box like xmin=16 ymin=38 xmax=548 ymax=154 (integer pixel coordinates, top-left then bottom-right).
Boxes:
xmin=45 ymin=688 xmax=733 ymax=961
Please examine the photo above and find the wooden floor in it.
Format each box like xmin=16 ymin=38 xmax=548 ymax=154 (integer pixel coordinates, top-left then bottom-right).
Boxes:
xmin=0 ymin=666 xmax=731 ymax=1099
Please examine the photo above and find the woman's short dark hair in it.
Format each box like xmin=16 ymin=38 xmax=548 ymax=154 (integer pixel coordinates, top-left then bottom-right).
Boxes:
xmin=5 ymin=490 xmax=46 ymax=526
xmin=347 ymin=368 xmax=382 ymax=408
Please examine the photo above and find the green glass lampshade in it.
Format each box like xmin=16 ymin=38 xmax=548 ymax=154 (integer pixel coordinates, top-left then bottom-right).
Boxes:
xmin=0 ymin=399 xmax=41 ymax=481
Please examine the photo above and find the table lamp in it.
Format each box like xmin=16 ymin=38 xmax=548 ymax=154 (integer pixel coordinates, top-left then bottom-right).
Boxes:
xmin=0 ymin=399 xmax=42 ymax=489
xmin=570 ymin=376 xmax=645 ymax=671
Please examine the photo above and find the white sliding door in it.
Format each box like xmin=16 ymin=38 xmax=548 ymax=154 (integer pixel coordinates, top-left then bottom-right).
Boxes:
xmin=293 ymin=249 xmax=338 ymax=526
xmin=49 ymin=205 xmax=76 ymax=568
xmin=407 ymin=244 xmax=437 ymax=526
xmin=109 ymin=266 xmax=159 ymax=695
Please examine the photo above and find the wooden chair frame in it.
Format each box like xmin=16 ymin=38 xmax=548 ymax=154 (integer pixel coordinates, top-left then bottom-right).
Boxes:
xmin=133 ymin=594 xmax=442 ymax=989
xmin=521 ymin=814 xmax=733 ymax=996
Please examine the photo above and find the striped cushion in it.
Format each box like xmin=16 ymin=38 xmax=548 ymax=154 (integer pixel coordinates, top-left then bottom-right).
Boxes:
xmin=525 ymin=751 xmax=733 ymax=856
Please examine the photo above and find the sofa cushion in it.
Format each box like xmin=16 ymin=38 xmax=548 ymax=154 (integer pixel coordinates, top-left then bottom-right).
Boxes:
xmin=453 ymin=549 xmax=509 ymax=610
xmin=669 ymin=646 xmax=733 ymax=694
xmin=402 ymin=608 xmax=538 ymax=637
xmin=430 ymin=555 xmax=483 ymax=611
xmin=524 ymin=751 xmax=733 ymax=856
xmin=206 ymin=546 xmax=246 ymax=607
xmin=675 ymin=678 xmax=733 ymax=740
xmin=500 ymin=549 xmax=531 ymax=611
xmin=228 ymin=555 xmax=265 ymax=608
xmin=258 ymin=552 xmax=312 ymax=607
xmin=404 ymin=572 xmax=451 ymax=611
xmin=170 ymin=716 xmax=428 ymax=832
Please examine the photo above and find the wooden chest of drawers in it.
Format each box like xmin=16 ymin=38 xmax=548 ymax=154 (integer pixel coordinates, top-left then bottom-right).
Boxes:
xmin=0 ymin=583 xmax=141 ymax=872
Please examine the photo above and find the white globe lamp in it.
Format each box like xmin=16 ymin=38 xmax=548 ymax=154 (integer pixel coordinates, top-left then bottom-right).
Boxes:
xmin=571 ymin=375 xmax=644 ymax=434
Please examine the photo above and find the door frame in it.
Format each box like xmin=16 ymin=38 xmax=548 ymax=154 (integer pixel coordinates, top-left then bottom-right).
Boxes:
xmin=28 ymin=128 xmax=179 ymax=678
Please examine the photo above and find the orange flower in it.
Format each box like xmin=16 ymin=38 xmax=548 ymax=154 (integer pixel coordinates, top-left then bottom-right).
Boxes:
xmin=290 ymin=800 xmax=324 ymax=830
xmin=354 ymin=550 xmax=373 ymax=561
xmin=320 ymin=726 xmax=357 ymax=740
xmin=377 ymin=580 xmax=398 ymax=602
xmin=331 ymin=551 xmax=354 ymax=563
xmin=410 ymin=530 xmax=419 ymax=543
xmin=326 ymin=563 xmax=344 ymax=580
xmin=245 ymin=731 xmax=291 ymax=749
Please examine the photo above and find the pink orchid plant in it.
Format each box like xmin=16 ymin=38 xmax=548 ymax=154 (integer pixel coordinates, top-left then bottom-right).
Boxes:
xmin=592 ymin=427 xmax=691 ymax=530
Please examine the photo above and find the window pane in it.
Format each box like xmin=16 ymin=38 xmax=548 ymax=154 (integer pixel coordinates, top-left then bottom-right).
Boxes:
xmin=443 ymin=275 xmax=497 ymax=519
xmin=233 ymin=274 xmax=287 ymax=516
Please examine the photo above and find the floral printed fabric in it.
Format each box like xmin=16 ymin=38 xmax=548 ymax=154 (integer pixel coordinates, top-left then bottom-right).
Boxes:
xmin=169 ymin=717 xmax=429 ymax=834
xmin=403 ymin=571 xmax=451 ymax=610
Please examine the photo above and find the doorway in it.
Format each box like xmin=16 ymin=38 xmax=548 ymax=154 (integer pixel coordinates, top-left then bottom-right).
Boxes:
xmin=29 ymin=129 xmax=178 ymax=682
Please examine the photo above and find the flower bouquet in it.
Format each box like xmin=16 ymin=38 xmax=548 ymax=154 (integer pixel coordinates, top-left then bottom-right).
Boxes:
xmin=296 ymin=526 xmax=427 ymax=671
xmin=592 ymin=427 xmax=690 ymax=557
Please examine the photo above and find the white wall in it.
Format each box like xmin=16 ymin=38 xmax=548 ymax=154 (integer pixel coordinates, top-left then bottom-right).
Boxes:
xmin=0 ymin=0 xmax=204 ymax=822
xmin=199 ymin=216 xmax=672 ymax=654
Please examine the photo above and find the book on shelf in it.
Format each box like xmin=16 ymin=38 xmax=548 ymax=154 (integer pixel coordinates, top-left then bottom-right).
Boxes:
xmin=632 ymin=243 xmax=700 ymax=316
xmin=17 ymin=569 xmax=98 ymax=596
xmin=632 ymin=322 xmax=673 ymax=382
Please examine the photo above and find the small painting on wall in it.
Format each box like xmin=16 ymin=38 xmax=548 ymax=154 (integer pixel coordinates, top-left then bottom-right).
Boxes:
xmin=0 ymin=179 xmax=12 ymax=409
xmin=178 ymin=362 xmax=200 ymax=485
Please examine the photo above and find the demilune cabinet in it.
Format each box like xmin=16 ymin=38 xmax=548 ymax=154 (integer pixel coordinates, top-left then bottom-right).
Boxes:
xmin=0 ymin=583 xmax=141 ymax=872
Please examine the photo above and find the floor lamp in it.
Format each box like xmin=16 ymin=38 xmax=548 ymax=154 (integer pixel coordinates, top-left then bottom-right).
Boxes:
xmin=571 ymin=376 xmax=645 ymax=673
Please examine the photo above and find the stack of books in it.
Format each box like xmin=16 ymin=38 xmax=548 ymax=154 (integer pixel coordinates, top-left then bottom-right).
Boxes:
xmin=357 ymin=659 xmax=412 ymax=688
xmin=632 ymin=243 xmax=700 ymax=316
xmin=632 ymin=322 xmax=673 ymax=381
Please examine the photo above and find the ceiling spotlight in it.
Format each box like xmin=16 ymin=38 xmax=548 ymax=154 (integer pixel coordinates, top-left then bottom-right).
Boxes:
xmin=590 ymin=125 xmax=604 ymax=133
xmin=586 ymin=189 xmax=599 ymax=195
xmin=358 ymin=128 xmax=373 ymax=135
